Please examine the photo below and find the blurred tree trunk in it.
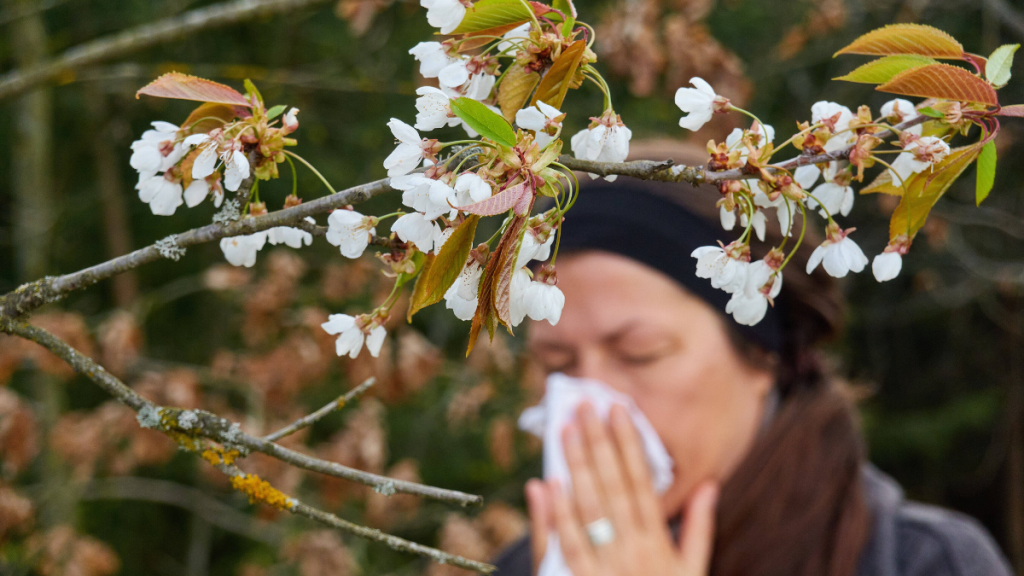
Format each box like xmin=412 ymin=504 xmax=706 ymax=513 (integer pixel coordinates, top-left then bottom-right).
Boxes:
xmin=7 ymin=0 xmax=56 ymax=283
xmin=84 ymin=86 xmax=139 ymax=306
xmin=1008 ymin=301 xmax=1024 ymax=575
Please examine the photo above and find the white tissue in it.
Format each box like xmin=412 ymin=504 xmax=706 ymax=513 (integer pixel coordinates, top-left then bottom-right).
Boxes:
xmin=518 ymin=373 xmax=675 ymax=576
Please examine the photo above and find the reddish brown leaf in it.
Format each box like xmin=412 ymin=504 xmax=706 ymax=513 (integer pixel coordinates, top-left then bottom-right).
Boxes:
xmin=997 ymin=104 xmax=1024 ymax=117
xmin=136 ymin=72 xmax=251 ymax=107
xmin=492 ymin=215 xmax=529 ymax=328
xmin=460 ymin=182 xmax=528 ymax=216
xmin=460 ymin=22 xmax=530 ymax=52
xmin=498 ymin=65 xmax=540 ymax=123
xmin=531 ymin=39 xmax=586 ymax=109
xmin=834 ymin=24 xmax=964 ymax=59
xmin=877 ymin=63 xmax=998 ymax=107
xmin=513 ymin=184 xmax=535 ymax=216
xmin=181 ymin=102 xmax=239 ymax=135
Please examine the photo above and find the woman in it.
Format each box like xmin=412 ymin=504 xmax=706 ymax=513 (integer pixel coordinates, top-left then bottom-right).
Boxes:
xmin=492 ymin=177 xmax=1013 ymax=576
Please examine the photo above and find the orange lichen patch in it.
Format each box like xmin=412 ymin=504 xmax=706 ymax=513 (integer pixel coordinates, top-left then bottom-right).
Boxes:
xmin=165 ymin=430 xmax=204 ymax=452
xmin=230 ymin=473 xmax=294 ymax=510
xmin=201 ymin=447 xmax=241 ymax=466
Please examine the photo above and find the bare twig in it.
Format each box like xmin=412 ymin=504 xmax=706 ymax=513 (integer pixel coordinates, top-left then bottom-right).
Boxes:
xmin=210 ymin=461 xmax=495 ymax=572
xmin=0 ymin=316 xmax=492 ymax=570
xmin=80 ymin=476 xmax=284 ymax=545
xmin=0 ymin=0 xmax=333 ymax=101
xmin=263 ymin=377 xmax=376 ymax=442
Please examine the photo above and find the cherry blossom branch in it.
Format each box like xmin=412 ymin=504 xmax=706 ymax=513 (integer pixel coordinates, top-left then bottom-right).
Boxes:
xmin=0 ymin=0 xmax=333 ymax=101
xmin=557 ymin=114 xmax=930 ymax=184
xmin=263 ymin=376 xmax=376 ymax=442
xmin=0 ymin=316 xmax=483 ymax=506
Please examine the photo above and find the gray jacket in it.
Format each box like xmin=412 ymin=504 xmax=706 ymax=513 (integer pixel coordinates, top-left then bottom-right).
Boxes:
xmin=491 ymin=466 xmax=1014 ymax=576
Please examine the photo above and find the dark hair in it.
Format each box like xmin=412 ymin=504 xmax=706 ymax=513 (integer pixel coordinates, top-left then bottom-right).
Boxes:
xmin=571 ymin=152 xmax=870 ymax=576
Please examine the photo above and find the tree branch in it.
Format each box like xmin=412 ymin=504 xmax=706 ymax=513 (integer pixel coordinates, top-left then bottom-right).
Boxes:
xmin=0 ymin=315 xmax=493 ymax=571
xmin=0 ymin=0 xmax=333 ymax=101
xmin=263 ymin=376 xmax=376 ymax=442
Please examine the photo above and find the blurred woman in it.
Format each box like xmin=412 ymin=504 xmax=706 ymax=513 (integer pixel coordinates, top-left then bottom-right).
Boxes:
xmin=492 ymin=171 xmax=1013 ymax=576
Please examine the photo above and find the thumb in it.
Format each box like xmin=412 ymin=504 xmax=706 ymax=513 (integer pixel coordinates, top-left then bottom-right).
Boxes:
xmin=525 ymin=478 xmax=551 ymax=576
xmin=677 ymin=481 xmax=719 ymax=575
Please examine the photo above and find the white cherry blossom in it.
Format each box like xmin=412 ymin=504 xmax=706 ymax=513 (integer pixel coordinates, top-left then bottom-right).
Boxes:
xmin=439 ymin=59 xmax=496 ymax=101
xmin=409 ymin=42 xmax=457 ymax=78
xmin=445 ymin=261 xmax=482 ymax=321
xmin=515 ymin=226 xmax=554 ymax=269
xmin=454 ymin=173 xmax=492 ymax=206
xmin=523 ymin=280 xmax=564 ymax=325
xmin=811 ymin=101 xmax=855 ymax=151
xmin=223 ymin=150 xmax=250 ymax=191
xmin=326 ymin=209 xmax=376 ymax=259
xmin=516 ymin=101 xmax=563 ymax=149
xmin=137 ymin=174 xmax=184 ymax=216
xmin=183 ymin=177 xmax=224 ymax=208
xmin=509 ymin=268 xmax=532 ymax=327
xmin=809 ymin=180 xmax=854 ymax=218
xmin=888 ymin=136 xmax=950 ymax=184
xmin=130 ymin=121 xmax=182 ymax=175
xmin=282 ymin=108 xmax=300 ymax=133
xmin=806 ymin=224 xmax=869 ymax=278
xmin=725 ymin=122 xmax=775 ymax=162
xmin=719 ymin=205 xmax=737 ymax=231
xmin=421 ymin=0 xmax=467 ymax=34
xmin=880 ymin=98 xmax=921 ymax=135
xmin=675 ymin=77 xmax=728 ymax=131
xmin=726 ymin=261 xmax=782 ymax=326
xmin=322 ymin=314 xmax=386 ymax=359
xmin=392 ymin=212 xmax=443 ymax=252
xmin=872 ymin=251 xmax=902 ymax=282
xmin=391 ymin=174 xmax=455 ymax=220
xmin=753 ymin=190 xmax=798 ymax=237
xmin=266 ymin=218 xmax=315 ymax=249
xmin=414 ymin=87 xmax=460 ymax=131
xmin=794 ymin=164 xmax=821 ymax=189
xmin=570 ymin=112 xmax=632 ymax=182
xmin=692 ymin=243 xmax=749 ymax=294
xmin=384 ymin=119 xmax=435 ymax=177
xmin=740 ymin=209 xmax=767 ymax=242
xmin=220 ymin=232 xmax=267 ymax=268
xmin=497 ymin=23 xmax=531 ymax=53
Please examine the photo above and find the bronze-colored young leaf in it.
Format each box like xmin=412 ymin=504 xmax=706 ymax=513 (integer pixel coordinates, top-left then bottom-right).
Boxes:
xmin=499 ymin=65 xmax=540 ymax=123
xmin=181 ymin=102 xmax=239 ymax=135
xmin=460 ymin=182 xmax=528 ymax=216
xmin=877 ymin=63 xmax=999 ymax=107
xmin=860 ymin=168 xmax=903 ymax=196
xmin=136 ymin=72 xmax=251 ymax=107
xmin=834 ymin=55 xmax=937 ymax=84
xmin=889 ymin=144 xmax=982 ymax=240
xmin=408 ymin=216 xmax=480 ymax=321
xmin=834 ymin=24 xmax=964 ymax=59
xmin=492 ymin=214 xmax=530 ymax=328
xmin=531 ymin=39 xmax=586 ymax=110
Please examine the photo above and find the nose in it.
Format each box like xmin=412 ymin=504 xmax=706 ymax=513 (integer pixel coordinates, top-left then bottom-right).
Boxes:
xmin=570 ymin=346 xmax=631 ymax=393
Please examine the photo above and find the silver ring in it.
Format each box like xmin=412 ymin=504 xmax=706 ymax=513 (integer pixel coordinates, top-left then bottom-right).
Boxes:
xmin=585 ymin=517 xmax=616 ymax=547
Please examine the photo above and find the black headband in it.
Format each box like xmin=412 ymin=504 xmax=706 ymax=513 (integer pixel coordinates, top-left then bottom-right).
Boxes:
xmin=555 ymin=181 xmax=784 ymax=353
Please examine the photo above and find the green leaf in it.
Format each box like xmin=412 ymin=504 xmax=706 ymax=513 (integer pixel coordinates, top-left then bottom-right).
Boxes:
xmin=243 ymin=79 xmax=263 ymax=106
xmin=561 ymin=16 xmax=575 ymax=38
xmin=451 ymin=0 xmax=530 ymax=35
xmin=986 ymin=43 xmax=1019 ymax=87
xmin=408 ymin=216 xmax=480 ymax=321
xmin=553 ymin=0 xmax=576 ymax=18
xmin=917 ymin=106 xmax=945 ymax=118
xmin=834 ymin=55 xmax=937 ymax=84
xmin=976 ymin=140 xmax=997 ymax=205
xmin=266 ymin=104 xmax=287 ymax=120
xmin=450 ymin=97 xmax=517 ymax=147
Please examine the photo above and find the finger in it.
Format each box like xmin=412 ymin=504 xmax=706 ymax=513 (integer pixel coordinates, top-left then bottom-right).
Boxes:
xmin=525 ymin=478 xmax=550 ymax=575
xmin=677 ymin=481 xmax=719 ymax=575
xmin=548 ymin=479 xmax=598 ymax=576
xmin=562 ymin=422 xmax=609 ymax=526
xmin=608 ymin=404 xmax=663 ymax=529
xmin=578 ymin=403 xmax=636 ymax=529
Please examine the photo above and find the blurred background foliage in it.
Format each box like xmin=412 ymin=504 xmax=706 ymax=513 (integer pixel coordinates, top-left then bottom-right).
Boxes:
xmin=1 ymin=0 xmax=1023 ymax=574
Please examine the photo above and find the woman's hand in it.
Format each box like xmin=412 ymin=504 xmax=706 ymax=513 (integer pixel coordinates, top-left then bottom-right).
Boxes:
xmin=525 ymin=403 xmax=719 ymax=576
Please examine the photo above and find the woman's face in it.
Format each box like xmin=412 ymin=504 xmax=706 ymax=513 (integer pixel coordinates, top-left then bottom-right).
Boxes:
xmin=527 ymin=251 xmax=775 ymax=516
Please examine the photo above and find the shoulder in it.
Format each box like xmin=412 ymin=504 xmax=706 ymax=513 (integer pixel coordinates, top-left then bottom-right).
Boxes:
xmin=492 ymin=536 xmax=532 ymax=576
xmin=892 ymin=502 xmax=1013 ymax=576
xmin=859 ymin=464 xmax=1014 ymax=576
